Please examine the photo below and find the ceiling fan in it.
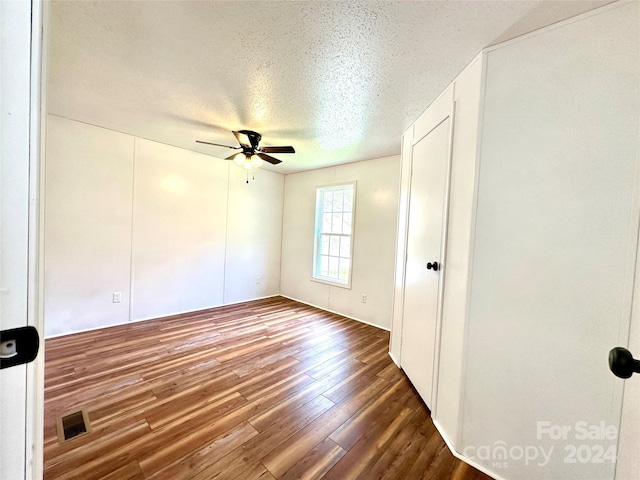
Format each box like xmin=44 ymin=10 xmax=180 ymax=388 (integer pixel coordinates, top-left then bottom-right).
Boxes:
xmin=196 ymin=130 xmax=295 ymax=170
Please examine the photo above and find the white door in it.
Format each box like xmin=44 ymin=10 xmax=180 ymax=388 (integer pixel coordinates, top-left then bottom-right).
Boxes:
xmin=400 ymin=116 xmax=451 ymax=407
xmin=0 ymin=1 xmax=44 ymax=479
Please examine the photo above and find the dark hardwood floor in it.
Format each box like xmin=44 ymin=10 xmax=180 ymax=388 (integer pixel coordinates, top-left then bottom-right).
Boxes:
xmin=44 ymin=296 xmax=491 ymax=480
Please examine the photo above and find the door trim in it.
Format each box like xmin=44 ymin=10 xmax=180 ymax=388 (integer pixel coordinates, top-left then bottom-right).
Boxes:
xmin=26 ymin=0 xmax=47 ymax=478
xmin=431 ymin=101 xmax=456 ymax=418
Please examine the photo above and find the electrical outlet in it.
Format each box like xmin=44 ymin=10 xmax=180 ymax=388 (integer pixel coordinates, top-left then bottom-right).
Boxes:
xmin=361 ymin=294 xmax=367 ymax=304
xmin=256 ymin=276 xmax=261 ymax=285
xmin=112 ymin=292 xmax=122 ymax=303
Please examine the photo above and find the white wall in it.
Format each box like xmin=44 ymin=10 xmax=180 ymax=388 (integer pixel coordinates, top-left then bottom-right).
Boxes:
xmin=389 ymin=130 xmax=413 ymax=362
xmin=461 ymin=3 xmax=639 ymax=479
xmin=131 ymin=139 xmax=228 ymax=321
xmin=225 ymin=165 xmax=284 ymax=305
xmin=280 ymin=156 xmax=400 ymax=330
xmin=44 ymin=115 xmax=283 ymax=336
xmin=44 ymin=116 xmax=134 ymax=333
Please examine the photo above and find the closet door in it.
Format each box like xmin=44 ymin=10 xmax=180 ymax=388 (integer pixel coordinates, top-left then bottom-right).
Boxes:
xmin=401 ymin=98 xmax=453 ymax=408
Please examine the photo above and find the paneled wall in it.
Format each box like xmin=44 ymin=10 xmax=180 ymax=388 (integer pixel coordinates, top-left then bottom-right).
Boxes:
xmin=44 ymin=117 xmax=135 ymax=334
xmin=461 ymin=4 xmax=639 ymax=479
xmin=225 ymin=165 xmax=283 ymax=304
xmin=44 ymin=115 xmax=283 ymax=337
xmin=280 ymin=156 xmax=401 ymax=330
xmin=130 ymin=139 xmax=229 ymax=321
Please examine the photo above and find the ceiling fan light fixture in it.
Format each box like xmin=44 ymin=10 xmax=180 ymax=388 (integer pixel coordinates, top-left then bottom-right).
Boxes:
xmin=250 ymin=154 xmax=263 ymax=168
xmin=232 ymin=152 xmax=263 ymax=171
xmin=232 ymin=152 xmax=246 ymax=167
xmin=243 ymin=159 xmax=254 ymax=170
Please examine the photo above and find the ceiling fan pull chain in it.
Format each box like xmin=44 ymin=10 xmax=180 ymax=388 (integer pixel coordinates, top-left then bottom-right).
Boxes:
xmin=246 ymin=171 xmax=249 ymax=184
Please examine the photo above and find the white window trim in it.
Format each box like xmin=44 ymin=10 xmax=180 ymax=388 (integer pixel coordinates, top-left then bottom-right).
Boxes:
xmin=311 ymin=181 xmax=357 ymax=289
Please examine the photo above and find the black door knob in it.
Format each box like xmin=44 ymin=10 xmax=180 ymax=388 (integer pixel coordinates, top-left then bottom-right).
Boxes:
xmin=0 ymin=326 xmax=39 ymax=370
xmin=609 ymin=347 xmax=640 ymax=379
xmin=426 ymin=261 xmax=439 ymax=271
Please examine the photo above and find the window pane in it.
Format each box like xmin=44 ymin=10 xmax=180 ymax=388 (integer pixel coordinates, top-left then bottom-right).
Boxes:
xmin=329 ymin=236 xmax=340 ymax=256
xmin=342 ymin=213 xmax=352 ymax=234
xmin=343 ymin=189 xmax=353 ymax=212
xmin=339 ymin=258 xmax=350 ymax=281
xmin=321 ymin=235 xmax=329 ymax=255
xmin=332 ymin=213 xmax=342 ymax=234
xmin=320 ymin=255 xmax=329 ymax=276
xmin=314 ymin=184 xmax=354 ymax=285
xmin=322 ymin=213 xmax=332 ymax=233
xmin=323 ymin=191 xmax=333 ymax=212
xmin=329 ymin=256 xmax=339 ymax=278
xmin=333 ymin=191 xmax=344 ymax=212
xmin=340 ymin=236 xmax=351 ymax=258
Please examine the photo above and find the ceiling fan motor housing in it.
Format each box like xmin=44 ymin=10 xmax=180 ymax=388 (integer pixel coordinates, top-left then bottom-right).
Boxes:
xmin=236 ymin=130 xmax=262 ymax=149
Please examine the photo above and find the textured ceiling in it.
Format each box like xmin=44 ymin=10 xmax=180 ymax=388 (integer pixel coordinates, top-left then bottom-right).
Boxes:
xmin=48 ymin=0 xmax=611 ymax=173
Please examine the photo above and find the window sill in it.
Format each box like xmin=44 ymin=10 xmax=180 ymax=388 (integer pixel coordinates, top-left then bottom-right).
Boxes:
xmin=310 ymin=277 xmax=352 ymax=290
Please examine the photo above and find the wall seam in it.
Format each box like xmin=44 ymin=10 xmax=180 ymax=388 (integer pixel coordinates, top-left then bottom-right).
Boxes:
xmin=222 ymin=162 xmax=231 ymax=304
xmin=127 ymin=138 xmax=137 ymax=322
xmin=278 ymin=174 xmax=287 ymax=295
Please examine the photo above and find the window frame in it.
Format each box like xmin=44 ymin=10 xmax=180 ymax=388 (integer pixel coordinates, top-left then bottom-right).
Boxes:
xmin=311 ymin=181 xmax=357 ymax=289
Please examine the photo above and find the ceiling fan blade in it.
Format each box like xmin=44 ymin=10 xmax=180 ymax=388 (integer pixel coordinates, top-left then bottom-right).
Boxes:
xmin=259 ymin=146 xmax=295 ymax=154
xmin=196 ymin=140 xmax=240 ymax=150
xmin=225 ymin=153 xmax=244 ymax=161
xmin=257 ymin=152 xmax=282 ymax=165
xmin=232 ymin=131 xmax=252 ymax=148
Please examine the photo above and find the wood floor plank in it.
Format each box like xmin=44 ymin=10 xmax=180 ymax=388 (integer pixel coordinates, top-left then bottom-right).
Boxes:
xmin=359 ymin=411 xmax=423 ymax=480
xmin=405 ymin=428 xmax=457 ymax=480
xmin=44 ymin=420 xmax=152 ymax=479
xmin=329 ymin=375 xmax=416 ymax=451
xmin=234 ymin=462 xmax=277 ymax=480
xmin=278 ymin=437 xmax=346 ymax=480
xmin=260 ymin=378 xmax=390 ymax=477
xmin=247 ymin=375 xmax=341 ymax=433
xmin=321 ymin=406 xmax=415 ymax=480
xmin=44 ymin=296 xmax=491 ymax=480
xmin=186 ymin=394 xmax=336 ymax=480
xmin=99 ymin=461 xmax=145 ymax=480
xmin=146 ymin=422 xmax=259 ymax=480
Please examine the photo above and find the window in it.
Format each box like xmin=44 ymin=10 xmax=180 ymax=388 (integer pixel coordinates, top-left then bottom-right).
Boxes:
xmin=312 ymin=182 xmax=356 ymax=287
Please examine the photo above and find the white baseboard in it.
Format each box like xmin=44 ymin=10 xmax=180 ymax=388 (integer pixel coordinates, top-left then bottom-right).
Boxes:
xmin=46 ymin=293 xmax=390 ymax=339
xmin=278 ymin=294 xmax=390 ymax=331
xmin=388 ymin=350 xmax=401 ymax=367
xmin=433 ymin=418 xmax=503 ymax=480
xmin=132 ymin=294 xmax=281 ymax=324
xmin=45 ymin=294 xmax=281 ymax=339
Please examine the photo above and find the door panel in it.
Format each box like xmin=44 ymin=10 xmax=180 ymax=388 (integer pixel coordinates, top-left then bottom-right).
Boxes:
xmin=0 ymin=1 xmax=40 ymax=478
xmin=401 ymin=118 xmax=451 ymax=407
